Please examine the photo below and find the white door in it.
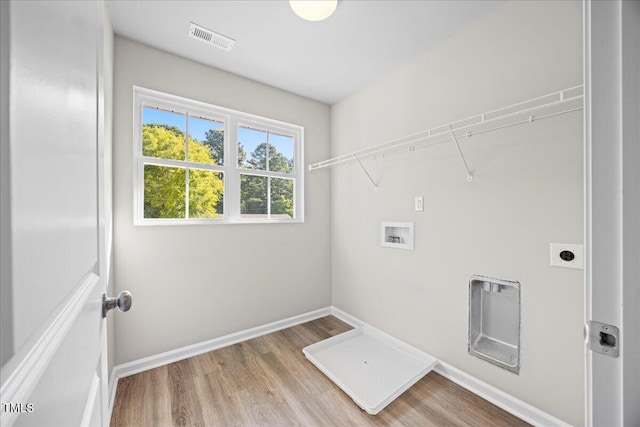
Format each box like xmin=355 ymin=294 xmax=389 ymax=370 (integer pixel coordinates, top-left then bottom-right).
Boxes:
xmin=1 ymin=1 xmax=115 ymax=426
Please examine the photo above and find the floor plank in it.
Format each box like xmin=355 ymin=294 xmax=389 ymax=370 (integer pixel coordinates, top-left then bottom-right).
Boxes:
xmin=111 ymin=316 xmax=529 ymax=427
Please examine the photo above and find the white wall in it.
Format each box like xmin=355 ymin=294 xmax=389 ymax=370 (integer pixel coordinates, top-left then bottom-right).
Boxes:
xmin=330 ymin=1 xmax=583 ymax=425
xmin=112 ymin=37 xmax=331 ymax=365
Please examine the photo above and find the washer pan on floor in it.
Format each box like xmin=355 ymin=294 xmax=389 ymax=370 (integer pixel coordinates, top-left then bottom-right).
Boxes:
xmin=303 ymin=327 xmax=438 ymax=415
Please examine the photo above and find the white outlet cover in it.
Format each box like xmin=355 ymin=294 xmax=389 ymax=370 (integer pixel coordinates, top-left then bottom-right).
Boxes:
xmin=414 ymin=196 xmax=423 ymax=212
xmin=550 ymin=243 xmax=584 ymax=269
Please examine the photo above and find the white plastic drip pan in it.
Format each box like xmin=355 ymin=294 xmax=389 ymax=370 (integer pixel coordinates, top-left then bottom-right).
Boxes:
xmin=303 ymin=327 xmax=438 ymax=415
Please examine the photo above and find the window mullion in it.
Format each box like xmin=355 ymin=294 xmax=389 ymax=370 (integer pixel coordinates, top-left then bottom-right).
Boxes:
xmin=235 ymin=168 xmax=293 ymax=179
xmin=265 ymin=176 xmax=270 ymax=219
xmin=292 ymin=179 xmax=296 ymax=219
xmin=266 ymin=130 xmax=270 ymax=173
xmin=185 ymin=168 xmax=190 ymax=219
xmin=295 ymin=130 xmax=303 ymax=221
xmin=185 ymin=113 xmax=190 ymax=219
xmin=141 ymin=156 xmax=224 ymax=172
xmin=185 ymin=112 xmax=190 ymax=161
xmin=136 ymin=157 xmax=143 ymax=223
xmin=266 ymin=131 xmax=270 ymax=219
xmin=227 ymin=117 xmax=240 ymax=222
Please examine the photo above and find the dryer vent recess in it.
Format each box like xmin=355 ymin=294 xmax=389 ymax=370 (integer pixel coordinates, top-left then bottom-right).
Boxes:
xmin=468 ymin=275 xmax=521 ymax=374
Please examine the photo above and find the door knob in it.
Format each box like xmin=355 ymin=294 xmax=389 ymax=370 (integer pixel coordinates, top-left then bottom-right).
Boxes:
xmin=102 ymin=291 xmax=132 ymax=318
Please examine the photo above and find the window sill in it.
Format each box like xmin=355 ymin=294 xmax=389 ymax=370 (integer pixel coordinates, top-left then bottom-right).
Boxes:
xmin=133 ymin=218 xmax=304 ymax=226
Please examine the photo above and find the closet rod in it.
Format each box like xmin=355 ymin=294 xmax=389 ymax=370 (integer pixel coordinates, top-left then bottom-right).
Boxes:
xmin=309 ymin=85 xmax=584 ymax=171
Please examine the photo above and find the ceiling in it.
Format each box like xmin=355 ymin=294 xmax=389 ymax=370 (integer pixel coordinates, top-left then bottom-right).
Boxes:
xmin=106 ymin=1 xmax=500 ymax=105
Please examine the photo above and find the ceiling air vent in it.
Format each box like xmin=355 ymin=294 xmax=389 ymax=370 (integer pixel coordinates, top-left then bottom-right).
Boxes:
xmin=188 ymin=22 xmax=235 ymax=52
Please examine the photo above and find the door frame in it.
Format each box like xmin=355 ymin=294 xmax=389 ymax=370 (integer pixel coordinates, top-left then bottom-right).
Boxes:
xmin=584 ymin=0 xmax=640 ymax=425
xmin=97 ymin=2 xmax=111 ymax=425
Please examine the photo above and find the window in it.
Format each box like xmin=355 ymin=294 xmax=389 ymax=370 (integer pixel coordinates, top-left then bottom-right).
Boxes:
xmin=238 ymin=125 xmax=296 ymax=219
xmin=133 ymin=87 xmax=303 ymax=225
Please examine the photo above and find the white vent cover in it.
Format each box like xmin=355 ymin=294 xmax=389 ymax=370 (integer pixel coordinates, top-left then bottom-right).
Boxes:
xmin=188 ymin=23 xmax=235 ymax=52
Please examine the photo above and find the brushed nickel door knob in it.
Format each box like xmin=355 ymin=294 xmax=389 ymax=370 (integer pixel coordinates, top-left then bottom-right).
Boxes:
xmin=102 ymin=291 xmax=132 ymax=318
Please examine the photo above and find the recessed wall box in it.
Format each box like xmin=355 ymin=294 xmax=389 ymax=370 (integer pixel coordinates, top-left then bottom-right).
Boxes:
xmin=469 ymin=275 xmax=521 ymax=374
xmin=381 ymin=222 xmax=414 ymax=250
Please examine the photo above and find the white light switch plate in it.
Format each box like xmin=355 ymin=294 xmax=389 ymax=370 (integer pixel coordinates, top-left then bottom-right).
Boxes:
xmin=414 ymin=196 xmax=423 ymax=212
xmin=550 ymin=243 xmax=584 ymax=269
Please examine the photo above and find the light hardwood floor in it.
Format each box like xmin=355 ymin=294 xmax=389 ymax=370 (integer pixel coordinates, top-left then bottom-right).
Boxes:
xmin=111 ymin=316 xmax=529 ymax=426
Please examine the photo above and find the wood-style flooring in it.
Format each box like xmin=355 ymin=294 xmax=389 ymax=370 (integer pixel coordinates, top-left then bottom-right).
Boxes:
xmin=111 ymin=316 xmax=529 ymax=426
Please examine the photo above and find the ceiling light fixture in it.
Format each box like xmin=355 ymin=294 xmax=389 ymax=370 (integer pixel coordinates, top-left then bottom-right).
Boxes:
xmin=289 ymin=0 xmax=337 ymax=22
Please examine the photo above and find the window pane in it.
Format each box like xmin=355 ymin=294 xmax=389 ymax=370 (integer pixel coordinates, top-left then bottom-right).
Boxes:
xmin=270 ymin=177 xmax=294 ymax=219
xmin=238 ymin=126 xmax=267 ymax=170
xmin=240 ymin=174 xmax=267 ymax=218
xmin=269 ymin=133 xmax=294 ymax=173
xmin=144 ymin=165 xmax=186 ymax=218
xmin=189 ymin=170 xmax=224 ymax=219
xmin=142 ymin=107 xmax=186 ymax=161
xmin=188 ymin=116 xmax=224 ymax=166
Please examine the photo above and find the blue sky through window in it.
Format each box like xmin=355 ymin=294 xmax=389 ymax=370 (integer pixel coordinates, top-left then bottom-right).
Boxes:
xmin=143 ymin=107 xmax=224 ymax=142
xmin=188 ymin=116 xmax=224 ymax=142
xmin=238 ymin=126 xmax=266 ymax=169
xmin=269 ymin=133 xmax=294 ymax=165
xmin=144 ymin=107 xmax=293 ymax=161
xmin=238 ymin=126 xmax=294 ymax=164
xmin=143 ymin=107 xmax=184 ymax=132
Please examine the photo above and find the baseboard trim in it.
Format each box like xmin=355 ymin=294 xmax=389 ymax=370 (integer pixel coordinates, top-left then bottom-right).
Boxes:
xmin=108 ymin=306 xmax=331 ymax=413
xmin=433 ymin=362 xmax=571 ymax=427
xmin=330 ymin=306 xmax=366 ymax=328
xmin=330 ymin=306 xmax=570 ymax=427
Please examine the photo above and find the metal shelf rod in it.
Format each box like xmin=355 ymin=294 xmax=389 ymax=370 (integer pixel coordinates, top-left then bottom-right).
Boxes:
xmin=365 ymin=105 xmax=584 ymax=163
xmin=354 ymin=155 xmax=379 ymax=190
xmin=449 ymin=126 xmax=473 ymax=182
xmin=308 ymin=85 xmax=584 ymax=172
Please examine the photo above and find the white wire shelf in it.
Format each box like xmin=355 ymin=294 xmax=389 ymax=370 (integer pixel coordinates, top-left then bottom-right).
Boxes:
xmin=308 ymin=85 xmax=584 ymax=183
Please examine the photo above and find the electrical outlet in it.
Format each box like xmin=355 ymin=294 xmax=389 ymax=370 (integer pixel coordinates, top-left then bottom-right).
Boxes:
xmin=550 ymin=243 xmax=584 ymax=269
xmin=415 ymin=196 xmax=423 ymax=212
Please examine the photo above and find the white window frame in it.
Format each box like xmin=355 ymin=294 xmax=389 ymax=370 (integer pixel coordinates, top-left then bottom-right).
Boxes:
xmin=133 ymin=86 xmax=304 ymax=225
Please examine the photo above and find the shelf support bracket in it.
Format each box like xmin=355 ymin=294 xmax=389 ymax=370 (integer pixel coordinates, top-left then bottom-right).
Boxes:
xmin=449 ymin=126 xmax=473 ymax=182
xmin=354 ymin=155 xmax=378 ymax=190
